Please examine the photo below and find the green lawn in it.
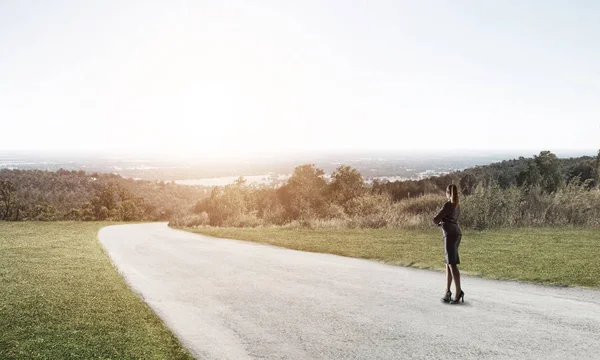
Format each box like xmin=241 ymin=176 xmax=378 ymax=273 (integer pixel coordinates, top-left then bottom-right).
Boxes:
xmin=183 ymin=226 xmax=600 ymax=288
xmin=0 ymin=222 xmax=193 ymax=360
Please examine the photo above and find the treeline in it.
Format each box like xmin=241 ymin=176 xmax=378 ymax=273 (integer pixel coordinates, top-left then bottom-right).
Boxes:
xmin=373 ymin=150 xmax=600 ymax=201
xmin=3 ymin=150 xmax=600 ymax=228
xmin=0 ymin=169 xmax=208 ymax=221
xmin=171 ymin=151 xmax=600 ymax=229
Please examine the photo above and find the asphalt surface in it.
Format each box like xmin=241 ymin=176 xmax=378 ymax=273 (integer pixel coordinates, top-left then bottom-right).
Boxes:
xmin=99 ymin=223 xmax=600 ymax=360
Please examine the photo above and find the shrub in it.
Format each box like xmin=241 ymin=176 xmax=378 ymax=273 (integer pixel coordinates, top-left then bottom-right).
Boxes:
xmin=397 ymin=193 xmax=447 ymax=215
xmin=345 ymin=193 xmax=393 ymax=217
xmin=545 ymin=180 xmax=600 ymax=226
xmin=168 ymin=212 xmax=210 ymax=227
xmin=318 ymin=202 xmax=348 ymax=220
xmin=222 ymin=213 xmax=264 ymax=228
xmin=262 ymin=204 xmax=288 ymax=226
xmin=460 ymin=181 xmax=600 ymax=229
xmin=461 ymin=185 xmax=521 ymax=229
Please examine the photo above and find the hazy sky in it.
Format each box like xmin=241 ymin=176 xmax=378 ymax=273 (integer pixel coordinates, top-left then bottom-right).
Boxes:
xmin=1 ymin=0 xmax=598 ymax=155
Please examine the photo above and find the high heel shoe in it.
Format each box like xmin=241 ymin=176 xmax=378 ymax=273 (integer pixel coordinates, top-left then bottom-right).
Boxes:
xmin=450 ymin=290 xmax=464 ymax=304
xmin=441 ymin=290 xmax=452 ymax=303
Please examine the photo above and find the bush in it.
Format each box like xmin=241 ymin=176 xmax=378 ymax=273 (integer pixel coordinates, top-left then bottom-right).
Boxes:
xmin=397 ymin=193 xmax=447 ymax=215
xmin=118 ymin=200 xmax=140 ymax=221
xmin=222 ymin=213 xmax=264 ymax=228
xmin=168 ymin=212 xmax=210 ymax=227
xmin=460 ymin=181 xmax=600 ymax=229
xmin=461 ymin=185 xmax=522 ymax=229
xmin=345 ymin=194 xmax=393 ymax=217
xmin=262 ymin=204 xmax=288 ymax=226
xmin=318 ymin=202 xmax=348 ymax=220
xmin=31 ymin=204 xmax=58 ymax=221
xmin=545 ymin=180 xmax=600 ymax=226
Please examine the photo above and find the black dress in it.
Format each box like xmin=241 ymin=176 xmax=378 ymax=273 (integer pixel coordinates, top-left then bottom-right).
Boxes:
xmin=433 ymin=201 xmax=462 ymax=264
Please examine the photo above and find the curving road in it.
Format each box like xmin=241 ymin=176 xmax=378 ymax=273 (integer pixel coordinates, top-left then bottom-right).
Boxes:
xmin=99 ymin=223 xmax=600 ymax=360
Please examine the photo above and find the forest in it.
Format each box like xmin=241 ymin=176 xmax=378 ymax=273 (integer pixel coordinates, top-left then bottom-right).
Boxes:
xmin=0 ymin=169 xmax=207 ymax=221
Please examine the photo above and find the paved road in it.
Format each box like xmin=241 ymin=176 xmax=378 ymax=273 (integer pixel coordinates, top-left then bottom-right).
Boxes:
xmin=99 ymin=223 xmax=600 ymax=360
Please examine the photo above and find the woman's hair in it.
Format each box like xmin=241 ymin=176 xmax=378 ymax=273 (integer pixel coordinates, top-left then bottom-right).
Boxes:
xmin=447 ymin=184 xmax=459 ymax=207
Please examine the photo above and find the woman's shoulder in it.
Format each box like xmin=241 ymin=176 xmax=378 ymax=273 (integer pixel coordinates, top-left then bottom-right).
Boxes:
xmin=444 ymin=200 xmax=459 ymax=209
xmin=439 ymin=201 xmax=452 ymax=210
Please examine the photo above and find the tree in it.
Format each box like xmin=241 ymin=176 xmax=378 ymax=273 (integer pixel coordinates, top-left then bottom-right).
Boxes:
xmin=496 ymin=172 xmax=513 ymax=189
xmin=278 ymin=164 xmax=327 ymax=220
xmin=534 ymin=151 xmax=562 ymax=193
xmin=517 ymin=161 xmax=541 ymax=187
xmin=194 ymin=179 xmax=248 ymax=225
xmin=459 ymin=174 xmax=477 ymax=195
xmin=32 ymin=203 xmax=57 ymax=221
xmin=0 ymin=179 xmax=18 ymax=220
xmin=119 ymin=200 xmax=140 ymax=221
xmin=328 ymin=165 xmax=365 ymax=209
xmin=566 ymin=161 xmax=596 ymax=188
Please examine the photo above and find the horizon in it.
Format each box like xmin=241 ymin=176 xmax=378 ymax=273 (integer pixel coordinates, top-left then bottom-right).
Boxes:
xmin=3 ymin=147 xmax=597 ymax=185
xmin=1 ymin=1 xmax=599 ymax=155
xmin=1 ymin=147 xmax=598 ymax=160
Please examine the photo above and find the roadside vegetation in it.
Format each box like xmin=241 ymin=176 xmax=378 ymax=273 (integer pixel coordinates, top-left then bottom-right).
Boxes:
xmin=0 ymin=222 xmax=193 ymax=360
xmin=171 ymin=150 xmax=600 ymax=230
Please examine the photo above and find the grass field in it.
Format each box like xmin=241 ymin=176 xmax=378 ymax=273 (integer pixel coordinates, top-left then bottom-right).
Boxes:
xmin=183 ymin=226 xmax=600 ymax=288
xmin=0 ymin=222 xmax=193 ymax=360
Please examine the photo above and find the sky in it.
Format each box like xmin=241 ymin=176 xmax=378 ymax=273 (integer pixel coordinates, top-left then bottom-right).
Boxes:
xmin=0 ymin=0 xmax=599 ymax=156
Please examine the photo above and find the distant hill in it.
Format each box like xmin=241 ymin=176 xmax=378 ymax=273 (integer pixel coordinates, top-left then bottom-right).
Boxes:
xmin=373 ymin=150 xmax=600 ymax=201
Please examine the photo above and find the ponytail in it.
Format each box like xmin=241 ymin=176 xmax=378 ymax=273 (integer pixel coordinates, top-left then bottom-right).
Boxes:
xmin=447 ymin=184 xmax=459 ymax=208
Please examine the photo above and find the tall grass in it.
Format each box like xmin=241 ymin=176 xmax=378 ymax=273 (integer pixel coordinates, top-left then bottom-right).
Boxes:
xmin=171 ymin=193 xmax=447 ymax=229
xmin=171 ymin=181 xmax=600 ymax=230
xmin=461 ymin=183 xmax=600 ymax=229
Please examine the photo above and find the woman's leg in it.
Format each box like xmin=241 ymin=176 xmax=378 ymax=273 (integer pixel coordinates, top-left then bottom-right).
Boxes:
xmin=449 ymin=264 xmax=461 ymax=296
xmin=445 ymin=264 xmax=453 ymax=293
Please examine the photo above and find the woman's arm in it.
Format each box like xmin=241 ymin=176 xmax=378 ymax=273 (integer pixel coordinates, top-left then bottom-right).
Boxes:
xmin=432 ymin=202 xmax=450 ymax=225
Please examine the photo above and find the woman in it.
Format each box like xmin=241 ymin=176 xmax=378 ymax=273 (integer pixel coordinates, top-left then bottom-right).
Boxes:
xmin=433 ymin=184 xmax=464 ymax=304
